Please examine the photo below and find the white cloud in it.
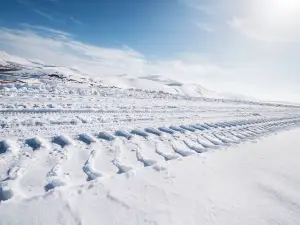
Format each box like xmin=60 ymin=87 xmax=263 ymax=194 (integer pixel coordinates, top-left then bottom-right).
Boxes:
xmin=146 ymin=59 xmax=226 ymax=80
xmin=0 ymin=26 xmax=145 ymax=76
xmin=193 ymin=5 xmax=216 ymax=15
xmin=0 ymin=25 xmax=227 ymax=82
xmin=229 ymin=16 xmax=300 ymax=43
xmin=70 ymin=17 xmax=83 ymax=25
xmin=34 ymin=9 xmax=54 ymax=21
xmin=228 ymin=0 xmax=300 ymax=43
xmin=195 ymin=22 xmax=215 ymax=32
xmin=179 ymin=0 xmax=217 ymax=15
xmin=20 ymin=23 xmax=71 ymax=38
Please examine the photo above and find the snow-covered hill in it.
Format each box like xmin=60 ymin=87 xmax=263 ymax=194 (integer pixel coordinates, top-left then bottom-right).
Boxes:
xmin=0 ymin=51 xmax=224 ymax=99
xmin=0 ymin=51 xmax=32 ymax=66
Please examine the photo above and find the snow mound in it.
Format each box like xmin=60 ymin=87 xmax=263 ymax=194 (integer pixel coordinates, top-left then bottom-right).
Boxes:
xmin=79 ymin=133 xmax=97 ymax=145
xmin=0 ymin=183 xmax=14 ymax=201
xmin=0 ymin=140 xmax=18 ymax=154
xmin=52 ymin=135 xmax=74 ymax=147
xmin=44 ymin=179 xmax=66 ymax=192
xmin=144 ymin=127 xmax=162 ymax=136
xmin=131 ymin=129 xmax=149 ymax=137
xmin=115 ymin=130 xmax=132 ymax=140
xmin=183 ymin=140 xmax=205 ymax=153
xmin=158 ymin=127 xmax=175 ymax=134
xmin=170 ymin=125 xmax=185 ymax=132
xmin=25 ymin=136 xmax=48 ymax=150
xmin=180 ymin=125 xmax=196 ymax=132
xmin=98 ymin=132 xmax=115 ymax=141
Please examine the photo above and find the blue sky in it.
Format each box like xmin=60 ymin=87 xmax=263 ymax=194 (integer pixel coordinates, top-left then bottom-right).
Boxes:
xmin=0 ymin=0 xmax=300 ymax=102
xmin=1 ymin=0 xmax=215 ymax=56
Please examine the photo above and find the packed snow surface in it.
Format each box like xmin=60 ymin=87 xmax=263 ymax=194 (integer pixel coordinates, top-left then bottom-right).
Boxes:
xmin=1 ymin=52 xmax=300 ymax=224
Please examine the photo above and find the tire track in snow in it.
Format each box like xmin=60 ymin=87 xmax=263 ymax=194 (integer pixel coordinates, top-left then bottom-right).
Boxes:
xmin=145 ymin=134 xmax=182 ymax=160
xmin=1 ymin=117 xmax=300 ymax=200
xmin=18 ymin=140 xmax=62 ymax=197
xmin=128 ymin=135 xmax=166 ymax=167
xmin=43 ymin=135 xmax=87 ymax=192
xmin=1 ymin=138 xmax=55 ymax=199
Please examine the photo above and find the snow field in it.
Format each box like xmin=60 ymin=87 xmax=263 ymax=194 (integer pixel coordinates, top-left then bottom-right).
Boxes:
xmin=2 ymin=52 xmax=300 ymax=224
xmin=0 ymin=116 xmax=299 ymax=201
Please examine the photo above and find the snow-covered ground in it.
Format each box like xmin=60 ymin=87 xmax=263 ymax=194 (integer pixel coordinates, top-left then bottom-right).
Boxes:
xmin=1 ymin=125 xmax=300 ymax=225
xmin=1 ymin=52 xmax=300 ymax=224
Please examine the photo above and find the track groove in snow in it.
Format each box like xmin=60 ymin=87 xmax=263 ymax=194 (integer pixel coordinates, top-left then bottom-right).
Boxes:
xmin=1 ymin=116 xmax=299 ymax=201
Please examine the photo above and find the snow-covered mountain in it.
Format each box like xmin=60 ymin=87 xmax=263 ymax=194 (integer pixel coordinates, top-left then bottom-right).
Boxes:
xmin=0 ymin=51 xmax=224 ymax=98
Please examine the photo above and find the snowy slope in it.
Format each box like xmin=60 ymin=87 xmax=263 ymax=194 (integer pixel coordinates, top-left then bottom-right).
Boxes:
xmin=138 ymin=75 xmax=223 ymax=98
xmin=0 ymin=51 xmax=32 ymax=66
xmin=0 ymin=52 xmax=224 ymax=99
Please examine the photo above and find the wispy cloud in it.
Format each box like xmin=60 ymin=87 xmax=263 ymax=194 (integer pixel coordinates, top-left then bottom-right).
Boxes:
xmin=33 ymin=9 xmax=54 ymax=21
xmin=228 ymin=16 xmax=300 ymax=43
xmin=0 ymin=25 xmax=228 ymax=82
xmin=195 ymin=22 xmax=215 ymax=32
xmin=20 ymin=23 xmax=71 ymax=38
xmin=193 ymin=5 xmax=216 ymax=15
xmin=70 ymin=17 xmax=83 ymax=25
xmin=179 ymin=0 xmax=216 ymax=15
xmin=0 ymin=26 xmax=145 ymax=76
